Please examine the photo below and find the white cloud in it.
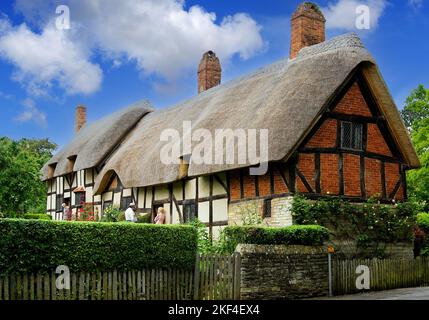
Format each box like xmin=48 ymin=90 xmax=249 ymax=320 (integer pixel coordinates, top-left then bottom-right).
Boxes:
xmin=322 ymin=0 xmax=387 ymax=31
xmin=0 ymin=18 xmax=102 ymax=96
xmin=15 ymin=98 xmax=47 ymax=127
xmin=13 ymin=0 xmax=264 ymax=82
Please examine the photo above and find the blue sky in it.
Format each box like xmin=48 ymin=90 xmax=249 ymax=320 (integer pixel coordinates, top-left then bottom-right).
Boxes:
xmin=0 ymin=0 xmax=428 ymax=149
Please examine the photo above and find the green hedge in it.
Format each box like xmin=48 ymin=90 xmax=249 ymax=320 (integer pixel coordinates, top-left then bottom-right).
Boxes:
xmin=0 ymin=213 xmax=51 ymax=220
xmin=0 ymin=219 xmax=197 ymax=274
xmin=220 ymin=225 xmax=329 ymax=254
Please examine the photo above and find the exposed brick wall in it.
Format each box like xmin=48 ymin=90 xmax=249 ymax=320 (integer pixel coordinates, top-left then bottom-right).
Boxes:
xmin=258 ymin=172 xmax=271 ymax=197
xmin=273 ymin=168 xmax=289 ymax=194
xmin=334 ymin=82 xmax=372 ymax=117
xmin=306 ymin=119 xmax=337 ymax=148
xmin=385 ymin=162 xmax=400 ymax=197
xmin=343 ymin=154 xmax=361 ymax=196
xmin=229 ymin=166 xmax=289 ymax=201
xmin=365 ymin=158 xmax=382 ymax=197
xmin=229 ymin=170 xmax=241 ymax=201
xmin=367 ymin=123 xmax=392 ymax=156
xmin=320 ymin=154 xmax=339 ymax=195
xmin=243 ymin=174 xmax=256 ymax=198
xmin=297 ymin=153 xmax=315 ymax=192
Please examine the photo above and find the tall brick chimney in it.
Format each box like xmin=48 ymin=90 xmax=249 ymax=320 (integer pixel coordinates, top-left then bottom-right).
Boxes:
xmin=198 ymin=50 xmax=221 ymax=94
xmin=75 ymin=105 xmax=87 ymax=133
xmin=290 ymin=2 xmax=326 ymax=59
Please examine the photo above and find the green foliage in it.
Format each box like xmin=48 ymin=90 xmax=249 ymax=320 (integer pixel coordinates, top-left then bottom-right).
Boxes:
xmin=187 ymin=219 xmax=215 ymax=254
xmin=77 ymin=203 xmax=97 ymax=221
xmin=239 ymin=202 xmax=263 ymax=226
xmin=21 ymin=213 xmax=52 ymax=220
xmin=0 ymin=137 xmax=57 ymax=214
xmin=100 ymin=205 xmax=122 ymax=222
xmin=0 ymin=219 xmax=197 ymax=274
xmin=291 ymin=195 xmax=416 ymax=246
xmin=136 ymin=213 xmax=152 ymax=224
xmin=417 ymin=212 xmax=429 ymax=232
xmin=417 ymin=213 xmax=429 ymax=256
xmin=400 ymin=85 xmax=429 ymax=203
xmin=0 ymin=212 xmax=52 ymax=220
xmin=217 ymin=225 xmax=329 ymax=254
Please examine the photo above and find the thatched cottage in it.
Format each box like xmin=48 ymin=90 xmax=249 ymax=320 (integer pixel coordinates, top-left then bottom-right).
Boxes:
xmin=41 ymin=2 xmax=419 ymax=239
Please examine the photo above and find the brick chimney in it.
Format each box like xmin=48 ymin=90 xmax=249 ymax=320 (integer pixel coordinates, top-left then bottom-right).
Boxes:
xmin=290 ymin=2 xmax=326 ymax=59
xmin=198 ymin=50 xmax=221 ymax=94
xmin=75 ymin=105 xmax=87 ymax=133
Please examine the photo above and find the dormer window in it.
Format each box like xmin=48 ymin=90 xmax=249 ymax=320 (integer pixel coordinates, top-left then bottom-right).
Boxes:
xmin=341 ymin=121 xmax=363 ymax=151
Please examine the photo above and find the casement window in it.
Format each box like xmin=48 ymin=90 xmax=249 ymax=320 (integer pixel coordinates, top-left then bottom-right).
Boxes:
xmin=341 ymin=121 xmax=363 ymax=151
xmin=56 ymin=195 xmax=63 ymax=212
xmin=183 ymin=201 xmax=197 ymax=222
xmin=75 ymin=192 xmax=86 ymax=207
xmin=120 ymin=196 xmax=133 ymax=210
xmin=263 ymin=198 xmax=272 ymax=218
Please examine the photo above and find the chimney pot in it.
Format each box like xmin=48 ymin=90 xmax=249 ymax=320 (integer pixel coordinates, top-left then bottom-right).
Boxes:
xmin=198 ymin=51 xmax=221 ymax=94
xmin=75 ymin=105 xmax=87 ymax=133
xmin=290 ymin=2 xmax=326 ymax=59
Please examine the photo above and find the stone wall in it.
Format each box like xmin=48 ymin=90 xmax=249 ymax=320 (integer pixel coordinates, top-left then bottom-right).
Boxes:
xmin=228 ymin=196 xmax=293 ymax=227
xmin=236 ymin=244 xmax=328 ymax=300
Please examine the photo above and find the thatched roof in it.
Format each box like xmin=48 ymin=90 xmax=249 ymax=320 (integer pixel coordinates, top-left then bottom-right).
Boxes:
xmin=41 ymin=101 xmax=153 ymax=180
xmin=41 ymin=33 xmax=419 ymax=192
xmin=89 ymin=33 xmax=419 ymax=193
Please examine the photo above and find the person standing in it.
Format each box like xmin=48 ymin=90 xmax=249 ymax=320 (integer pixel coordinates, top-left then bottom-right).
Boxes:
xmin=154 ymin=207 xmax=166 ymax=224
xmin=125 ymin=202 xmax=137 ymax=222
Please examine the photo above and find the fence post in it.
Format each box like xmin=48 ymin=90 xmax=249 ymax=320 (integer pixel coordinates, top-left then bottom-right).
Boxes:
xmin=193 ymin=254 xmax=200 ymax=300
xmin=328 ymin=252 xmax=333 ymax=297
xmin=233 ymin=252 xmax=241 ymax=300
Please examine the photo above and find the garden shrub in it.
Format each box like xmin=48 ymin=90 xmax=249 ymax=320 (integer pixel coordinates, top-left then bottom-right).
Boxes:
xmin=0 ymin=219 xmax=197 ymax=274
xmin=417 ymin=213 xmax=429 ymax=256
xmin=417 ymin=213 xmax=429 ymax=232
xmin=100 ymin=205 xmax=122 ymax=222
xmin=22 ymin=213 xmax=52 ymax=220
xmin=0 ymin=213 xmax=51 ymax=220
xmin=291 ymin=195 xmax=416 ymax=246
xmin=217 ymin=225 xmax=329 ymax=254
xmin=136 ymin=213 xmax=152 ymax=224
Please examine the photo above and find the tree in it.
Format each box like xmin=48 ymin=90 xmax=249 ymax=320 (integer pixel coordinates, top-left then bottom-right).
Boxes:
xmin=401 ymin=85 xmax=429 ymax=130
xmin=0 ymin=137 xmax=57 ymax=214
xmin=401 ymin=85 xmax=429 ymax=203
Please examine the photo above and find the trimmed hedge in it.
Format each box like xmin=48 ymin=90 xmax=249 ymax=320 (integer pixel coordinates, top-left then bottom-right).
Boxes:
xmin=0 ymin=219 xmax=197 ymax=274
xmin=220 ymin=225 xmax=329 ymax=254
xmin=0 ymin=213 xmax=51 ymax=220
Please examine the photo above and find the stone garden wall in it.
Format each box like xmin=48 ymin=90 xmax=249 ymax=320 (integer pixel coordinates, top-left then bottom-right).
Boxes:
xmin=236 ymin=244 xmax=328 ymax=300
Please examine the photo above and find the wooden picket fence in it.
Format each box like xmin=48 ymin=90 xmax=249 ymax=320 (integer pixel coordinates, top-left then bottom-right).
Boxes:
xmin=333 ymin=257 xmax=429 ymax=295
xmin=0 ymin=253 xmax=241 ymax=300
